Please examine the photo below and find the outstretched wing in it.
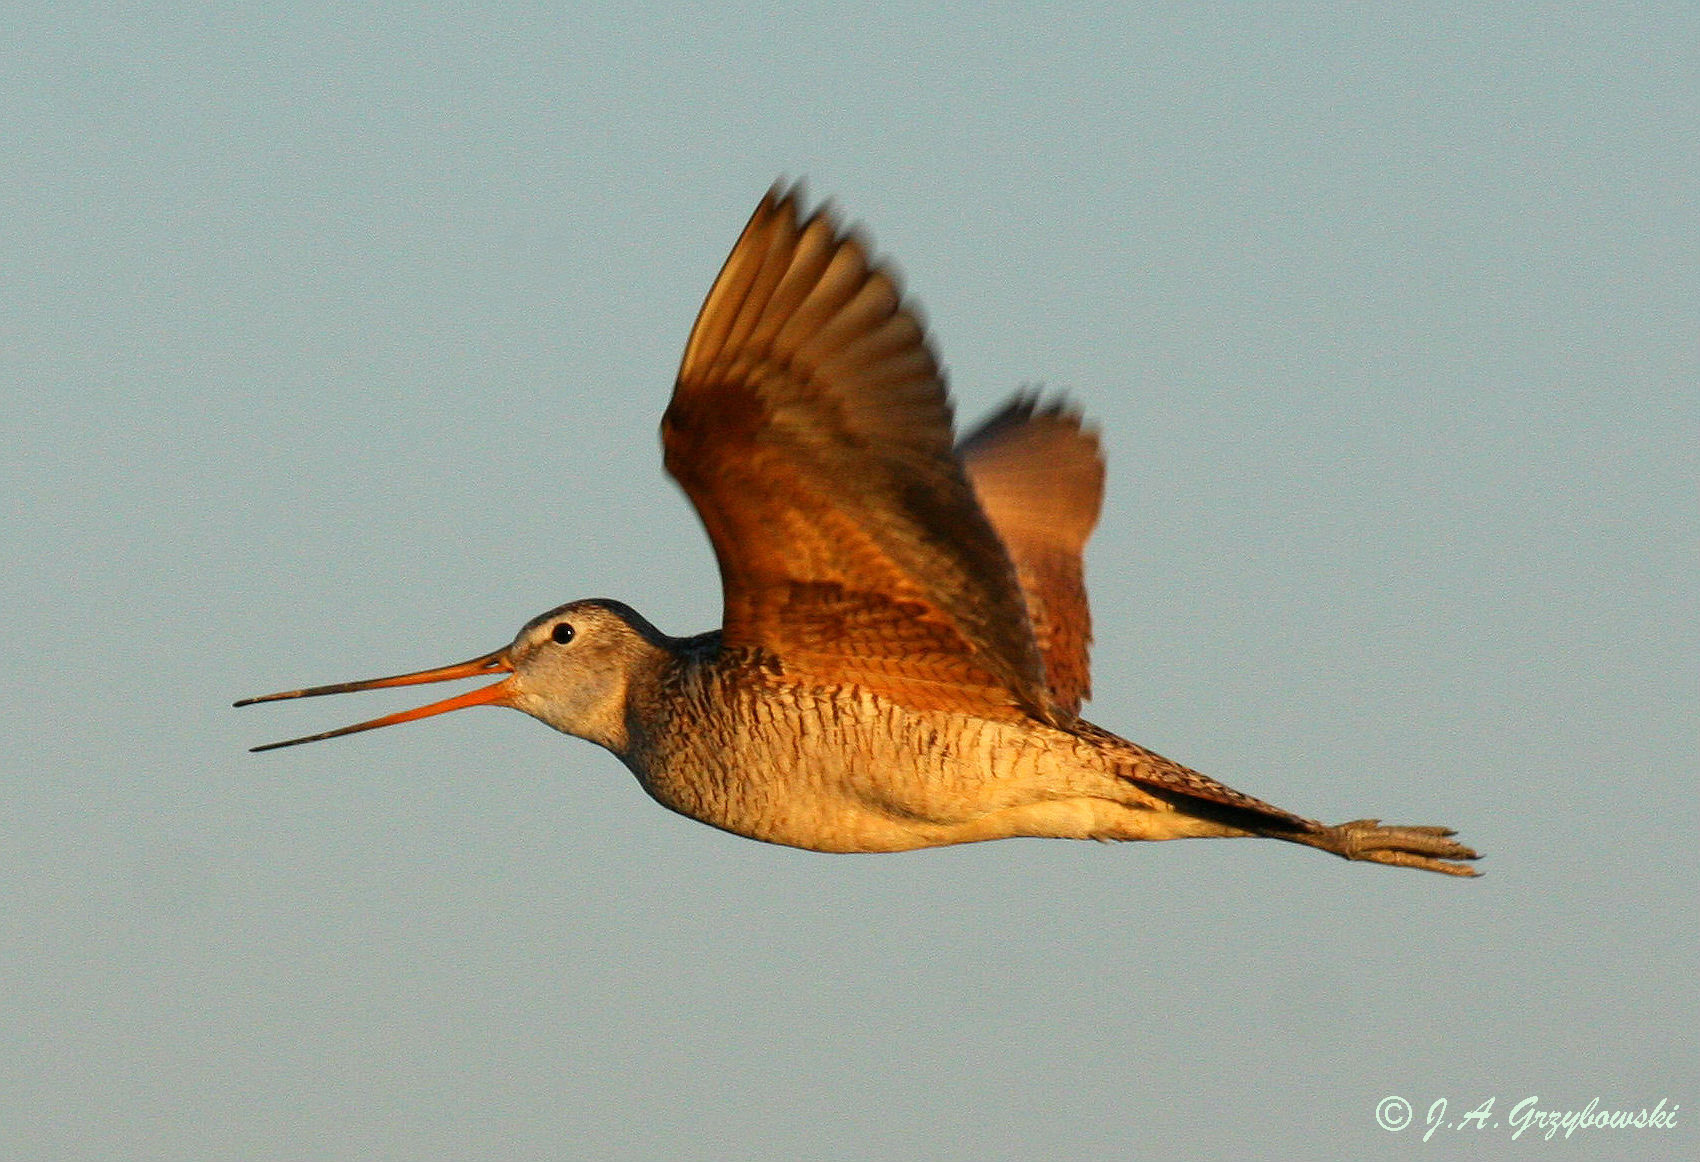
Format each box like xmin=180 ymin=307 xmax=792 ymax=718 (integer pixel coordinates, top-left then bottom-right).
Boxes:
xmin=958 ymin=395 xmax=1104 ymax=716
xmin=663 ymin=187 xmax=1055 ymax=721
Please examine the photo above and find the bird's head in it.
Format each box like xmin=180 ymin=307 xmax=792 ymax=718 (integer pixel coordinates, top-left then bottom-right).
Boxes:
xmin=237 ymin=599 xmax=672 ymax=757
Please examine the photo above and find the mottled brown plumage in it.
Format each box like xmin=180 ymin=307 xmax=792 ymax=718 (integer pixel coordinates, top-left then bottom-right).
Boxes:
xmin=959 ymin=395 xmax=1103 ymax=716
xmin=238 ymin=186 xmax=1480 ymax=877
xmin=663 ymin=191 xmax=1053 ymax=723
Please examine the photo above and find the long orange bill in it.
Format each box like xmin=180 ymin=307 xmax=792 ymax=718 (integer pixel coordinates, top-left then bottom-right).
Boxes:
xmin=235 ymin=649 xmax=514 ymax=752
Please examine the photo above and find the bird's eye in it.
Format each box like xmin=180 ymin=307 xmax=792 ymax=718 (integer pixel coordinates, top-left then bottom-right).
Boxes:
xmin=551 ymin=622 xmax=575 ymax=645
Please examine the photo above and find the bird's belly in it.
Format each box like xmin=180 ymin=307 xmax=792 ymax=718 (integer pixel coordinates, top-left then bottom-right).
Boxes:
xmin=625 ymin=686 xmax=1155 ymax=852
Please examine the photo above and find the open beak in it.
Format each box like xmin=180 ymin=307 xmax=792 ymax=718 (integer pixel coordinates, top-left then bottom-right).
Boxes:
xmin=236 ymin=649 xmax=515 ymax=752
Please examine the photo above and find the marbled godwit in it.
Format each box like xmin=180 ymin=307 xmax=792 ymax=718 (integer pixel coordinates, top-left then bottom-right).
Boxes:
xmin=238 ymin=187 xmax=1479 ymax=876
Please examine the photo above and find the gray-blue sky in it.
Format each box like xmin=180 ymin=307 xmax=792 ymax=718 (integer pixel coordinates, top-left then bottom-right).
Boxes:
xmin=3 ymin=4 xmax=1694 ymax=1158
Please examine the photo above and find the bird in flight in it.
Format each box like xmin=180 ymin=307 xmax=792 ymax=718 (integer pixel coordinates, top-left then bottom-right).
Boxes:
xmin=239 ymin=187 xmax=1480 ymax=876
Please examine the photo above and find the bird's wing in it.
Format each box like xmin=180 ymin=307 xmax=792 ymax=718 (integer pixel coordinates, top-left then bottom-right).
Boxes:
xmin=663 ymin=186 xmax=1055 ymax=721
xmin=957 ymin=395 xmax=1104 ymax=716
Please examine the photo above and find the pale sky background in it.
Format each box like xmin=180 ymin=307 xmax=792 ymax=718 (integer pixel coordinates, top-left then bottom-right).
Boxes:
xmin=3 ymin=5 xmax=1695 ymax=1159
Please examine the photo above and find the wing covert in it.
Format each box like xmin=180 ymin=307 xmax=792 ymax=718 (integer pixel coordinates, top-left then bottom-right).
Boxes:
xmin=958 ymin=395 xmax=1104 ymax=716
xmin=663 ymin=187 xmax=1055 ymax=720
